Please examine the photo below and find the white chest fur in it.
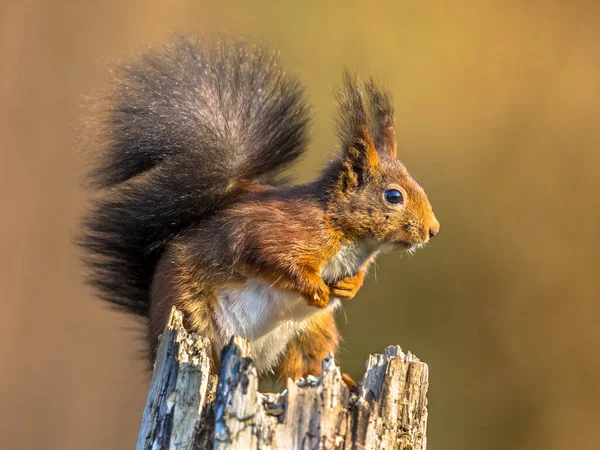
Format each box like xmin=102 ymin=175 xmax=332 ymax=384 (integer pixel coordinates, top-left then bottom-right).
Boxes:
xmin=320 ymin=241 xmax=380 ymax=283
xmin=213 ymin=242 xmax=379 ymax=374
xmin=215 ymin=279 xmax=340 ymax=373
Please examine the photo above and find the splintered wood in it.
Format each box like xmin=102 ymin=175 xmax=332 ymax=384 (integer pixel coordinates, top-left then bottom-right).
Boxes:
xmin=136 ymin=307 xmax=429 ymax=450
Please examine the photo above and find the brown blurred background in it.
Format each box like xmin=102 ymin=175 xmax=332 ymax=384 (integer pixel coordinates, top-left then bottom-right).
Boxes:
xmin=2 ymin=1 xmax=599 ymax=449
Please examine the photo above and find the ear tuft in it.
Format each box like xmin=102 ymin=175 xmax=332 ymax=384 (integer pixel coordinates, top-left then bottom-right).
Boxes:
xmin=366 ymin=79 xmax=397 ymax=158
xmin=336 ymin=72 xmax=368 ymax=147
xmin=335 ymin=73 xmax=380 ymax=190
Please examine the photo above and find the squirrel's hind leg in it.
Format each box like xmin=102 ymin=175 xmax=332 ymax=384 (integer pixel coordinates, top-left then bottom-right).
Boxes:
xmin=274 ymin=309 xmax=340 ymax=384
xmin=149 ymin=245 xmax=219 ymax=367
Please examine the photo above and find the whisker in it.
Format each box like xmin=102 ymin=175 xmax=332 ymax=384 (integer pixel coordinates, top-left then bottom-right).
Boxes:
xmin=268 ymin=275 xmax=283 ymax=288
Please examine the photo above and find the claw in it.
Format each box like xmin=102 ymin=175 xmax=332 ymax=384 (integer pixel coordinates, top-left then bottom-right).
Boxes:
xmin=341 ymin=373 xmax=358 ymax=393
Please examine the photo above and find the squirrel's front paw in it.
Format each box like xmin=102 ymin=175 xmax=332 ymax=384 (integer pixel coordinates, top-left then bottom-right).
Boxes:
xmin=328 ymin=271 xmax=364 ymax=299
xmin=304 ymin=284 xmax=330 ymax=308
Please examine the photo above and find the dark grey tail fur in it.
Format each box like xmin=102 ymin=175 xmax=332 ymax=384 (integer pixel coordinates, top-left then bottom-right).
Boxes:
xmin=80 ymin=36 xmax=309 ymax=316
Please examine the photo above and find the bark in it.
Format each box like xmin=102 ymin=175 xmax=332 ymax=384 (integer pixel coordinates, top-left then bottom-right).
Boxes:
xmin=137 ymin=307 xmax=429 ymax=450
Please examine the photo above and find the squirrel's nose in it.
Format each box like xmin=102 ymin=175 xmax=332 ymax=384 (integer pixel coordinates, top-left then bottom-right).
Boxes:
xmin=428 ymin=216 xmax=440 ymax=239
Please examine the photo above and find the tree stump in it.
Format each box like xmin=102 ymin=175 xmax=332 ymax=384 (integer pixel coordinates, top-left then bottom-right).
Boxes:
xmin=136 ymin=307 xmax=429 ymax=450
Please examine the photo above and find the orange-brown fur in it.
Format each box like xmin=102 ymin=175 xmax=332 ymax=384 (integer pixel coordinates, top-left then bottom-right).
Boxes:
xmin=274 ymin=309 xmax=340 ymax=382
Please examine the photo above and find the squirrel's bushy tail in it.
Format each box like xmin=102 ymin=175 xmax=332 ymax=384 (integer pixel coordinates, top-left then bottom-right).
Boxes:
xmin=81 ymin=36 xmax=309 ymax=316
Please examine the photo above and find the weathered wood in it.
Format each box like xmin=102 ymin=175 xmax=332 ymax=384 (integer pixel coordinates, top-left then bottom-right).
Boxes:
xmin=136 ymin=308 xmax=216 ymax=450
xmin=137 ymin=307 xmax=429 ymax=450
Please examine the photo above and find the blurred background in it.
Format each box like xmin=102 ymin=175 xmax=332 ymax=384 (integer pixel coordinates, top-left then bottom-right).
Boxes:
xmin=2 ymin=1 xmax=599 ymax=449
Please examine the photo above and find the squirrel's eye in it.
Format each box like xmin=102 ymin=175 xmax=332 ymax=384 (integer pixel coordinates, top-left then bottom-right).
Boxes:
xmin=385 ymin=189 xmax=404 ymax=205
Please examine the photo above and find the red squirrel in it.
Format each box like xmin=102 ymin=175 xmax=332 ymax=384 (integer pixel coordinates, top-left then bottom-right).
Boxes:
xmin=81 ymin=36 xmax=439 ymax=389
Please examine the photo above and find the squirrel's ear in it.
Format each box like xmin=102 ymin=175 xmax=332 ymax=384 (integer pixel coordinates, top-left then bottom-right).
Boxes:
xmin=336 ymin=73 xmax=379 ymax=190
xmin=343 ymin=124 xmax=379 ymax=176
xmin=366 ymin=79 xmax=397 ymax=159
xmin=338 ymin=127 xmax=379 ymax=192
